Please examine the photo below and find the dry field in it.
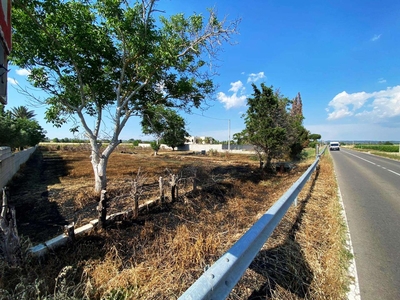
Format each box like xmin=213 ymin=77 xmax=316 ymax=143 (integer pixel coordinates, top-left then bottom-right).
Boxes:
xmin=1 ymin=144 xmax=351 ymax=299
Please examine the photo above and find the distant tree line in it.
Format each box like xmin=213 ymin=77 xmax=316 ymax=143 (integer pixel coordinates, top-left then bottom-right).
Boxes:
xmin=0 ymin=105 xmax=46 ymax=150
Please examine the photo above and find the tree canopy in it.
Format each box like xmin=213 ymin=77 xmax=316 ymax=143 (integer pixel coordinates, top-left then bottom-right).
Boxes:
xmin=141 ymin=105 xmax=188 ymax=151
xmin=10 ymin=106 xmax=36 ymax=119
xmin=0 ymin=105 xmax=46 ymax=149
xmin=309 ymin=133 xmax=321 ymax=141
xmin=11 ymin=0 xmax=239 ymax=193
xmin=243 ymin=84 xmax=308 ymax=171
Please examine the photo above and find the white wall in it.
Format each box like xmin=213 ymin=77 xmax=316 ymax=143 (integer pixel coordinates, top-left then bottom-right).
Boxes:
xmin=0 ymin=146 xmax=36 ymax=189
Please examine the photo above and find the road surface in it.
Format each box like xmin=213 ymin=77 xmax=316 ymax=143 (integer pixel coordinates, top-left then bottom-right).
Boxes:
xmin=330 ymin=148 xmax=400 ymax=300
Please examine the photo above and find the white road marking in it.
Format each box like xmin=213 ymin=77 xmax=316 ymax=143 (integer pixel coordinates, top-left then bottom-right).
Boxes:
xmin=343 ymin=150 xmax=400 ymax=178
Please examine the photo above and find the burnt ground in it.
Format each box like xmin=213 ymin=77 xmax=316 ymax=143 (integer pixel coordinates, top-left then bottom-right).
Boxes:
xmin=8 ymin=149 xmax=71 ymax=243
xmin=6 ymin=147 xmax=267 ymax=244
xmin=0 ymin=147 xmax=349 ymax=299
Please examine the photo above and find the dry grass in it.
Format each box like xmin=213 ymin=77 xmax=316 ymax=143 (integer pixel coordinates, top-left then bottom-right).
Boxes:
xmin=1 ymin=146 xmax=351 ymax=299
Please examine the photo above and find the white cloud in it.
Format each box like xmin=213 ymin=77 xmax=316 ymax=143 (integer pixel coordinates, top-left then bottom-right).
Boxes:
xmin=378 ymin=78 xmax=386 ymax=84
xmin=327 ymin=86 xmax=400 ymax=122
xmin=16 ymin=68 xmax=31 ymax=76
xmin=217 ymin=80 xmax=247 ymax=109
xmin=247 ymin=72 xmax=265 ymax=83
xmin=217 ymin=72 xmax=267 ymax=109
xmin=217 ymin=92 xmax=247 ymax=109
xmin=8 ymin=77 xmax=18 ymax=85
xmin=229 ymin=80 xmax=244 ymax=93
xmin=371 ymin=34 xmax=381 ymax=42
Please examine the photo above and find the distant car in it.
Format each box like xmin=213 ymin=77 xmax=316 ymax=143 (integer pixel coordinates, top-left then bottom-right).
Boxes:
xmin=329 ymin=142 xmax=340 ymax=151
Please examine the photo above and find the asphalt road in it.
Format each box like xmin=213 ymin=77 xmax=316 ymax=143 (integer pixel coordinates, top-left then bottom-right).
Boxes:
xmin=330 ymin=148 xmax=400 ymax=300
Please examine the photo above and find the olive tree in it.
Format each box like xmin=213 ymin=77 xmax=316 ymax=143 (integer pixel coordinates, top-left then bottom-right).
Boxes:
xmin=11 ymin=0 xmax=239 ymax=192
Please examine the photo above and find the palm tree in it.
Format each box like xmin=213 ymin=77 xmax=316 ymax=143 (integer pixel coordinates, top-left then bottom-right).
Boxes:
xmin=10 ymin=106 xmax=36 ymax=119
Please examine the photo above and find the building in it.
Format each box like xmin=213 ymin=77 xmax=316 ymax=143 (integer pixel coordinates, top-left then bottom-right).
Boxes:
xmin=0 ymin=0 xmax=11 ymax=105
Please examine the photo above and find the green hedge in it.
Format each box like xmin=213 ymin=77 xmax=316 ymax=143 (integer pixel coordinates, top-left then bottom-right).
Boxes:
xmin=354 ymin=144 xmax=399 ymax=152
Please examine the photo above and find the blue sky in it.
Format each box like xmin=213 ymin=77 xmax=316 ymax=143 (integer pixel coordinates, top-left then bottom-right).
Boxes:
xmin=7 ymin=0 xmax=400 ymax=142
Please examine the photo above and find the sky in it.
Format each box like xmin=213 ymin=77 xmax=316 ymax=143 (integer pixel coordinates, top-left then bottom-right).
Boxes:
xmin=6 ymin=0 xmax=400 ymax=142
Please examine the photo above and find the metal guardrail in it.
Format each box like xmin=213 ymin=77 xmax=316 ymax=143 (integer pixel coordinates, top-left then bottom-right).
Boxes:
xmin=179 ymin=147 xmax=326 ymax=300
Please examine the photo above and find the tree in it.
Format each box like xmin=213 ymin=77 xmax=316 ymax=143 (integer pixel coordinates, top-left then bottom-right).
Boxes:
xmin=204 ymin=136 xmax=215 ymax=144
xmin=0 ymin=105 xmax=46 ymax=149
xmin=141 ymin=105 xmax=188 ymax=151
xmin=232 ymin=131 xmax=247 ymax=145
xmin=309 ymin=133 xmax=321 ymax=141
xmin=244 ymin=83 xmax=291 ymax=171
xmin=0 ymin=105 xmax=13 ymax=146
xmin=288 ymin=92 xmax=309 ymax=159
xmin=12 ymin=118 xmax=47 ymax=149
xmin=291 ymin=92 xmax=303 ymax=117
xmin=10 ymin=106 xmax=36 ymax=120
xmin=11 ymin=0 xmax=239 ymax=193
xmin=150 ymin=140 xmax=160 ymax=156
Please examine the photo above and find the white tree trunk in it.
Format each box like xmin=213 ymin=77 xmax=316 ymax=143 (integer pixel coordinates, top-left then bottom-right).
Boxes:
xmin=90 ymin=142 xmax=110 ymax=193
xmin=93 ymin=158 xmax=108 ymax=193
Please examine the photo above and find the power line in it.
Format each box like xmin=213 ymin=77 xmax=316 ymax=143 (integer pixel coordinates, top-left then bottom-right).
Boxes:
xmin=190 ymin=112 xmax=231 ymax=151
xmin=191 ymin=112 xmax=230 ymax=121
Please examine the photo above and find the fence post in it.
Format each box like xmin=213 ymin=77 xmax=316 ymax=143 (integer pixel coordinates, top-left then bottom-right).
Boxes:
xmin=171 ymin=174 xmax=176 ymax=202
xmin=159 ymin=176 xmax=164 ymax=204
xmin=193 ymin=170 xmax=197 ymax=192
xmin=65 ymin=223 xmax=75 ymax=242
xmin=0 ymin=187 xmax=21 ymax=265
xmin=133 ymin=180 xmax=139 ymax=218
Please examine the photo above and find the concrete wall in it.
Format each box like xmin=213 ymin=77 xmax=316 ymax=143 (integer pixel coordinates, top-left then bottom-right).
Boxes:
xmin=0 ymin=146 xmax=36 ymax=189
xmin=177 ymin=143 xmax=223 ymax=152
xmin=138 ymin=143 xmax=174 ymax=150
xmin=138 ymin=143 xmax=255 ymax=154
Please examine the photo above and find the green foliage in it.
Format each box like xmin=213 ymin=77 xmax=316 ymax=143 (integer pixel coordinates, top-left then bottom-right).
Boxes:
xmin=10 ymin=106 xmax=36 ymax=119
xmin=354 ymin=144 xmax=399 ymax=152
xmin=150 ymin=140 xmax=160 ymax=153
xmin=204 ymin=136 xmax=216 ymax=144
xmin=141 ymin=105 xmax=188 ymax=150
xmin=242 ymin=83 xmax=292 ymax=170
xmin=309 ymin=141 xmax=317 ymax=149
xmin=309 ymin=133 xmax=321 ymax=141
xmin=11 ymin=0 xmax=238 ymax=191
xmin=0 ymin=105 xmax=46 ymax=149
xmin=233 ymin=131 xmax=247 ymax=144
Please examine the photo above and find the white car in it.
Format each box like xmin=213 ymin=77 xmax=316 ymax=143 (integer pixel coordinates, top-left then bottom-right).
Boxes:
xmin=329 ymin=142 xmax=340 ymax=151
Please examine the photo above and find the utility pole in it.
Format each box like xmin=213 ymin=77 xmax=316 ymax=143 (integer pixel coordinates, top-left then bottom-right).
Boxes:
xmin=228 ymin=119 xmax=231 ymax=152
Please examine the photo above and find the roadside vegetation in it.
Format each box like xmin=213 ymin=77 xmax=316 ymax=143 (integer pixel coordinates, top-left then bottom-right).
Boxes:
xmin=354 ymin=144 xmax=399 ymax=152
xmin=0 ymin=145 xmax=351 ymax=299
xmin=347 ymin=144 xmax=400 ymax=161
